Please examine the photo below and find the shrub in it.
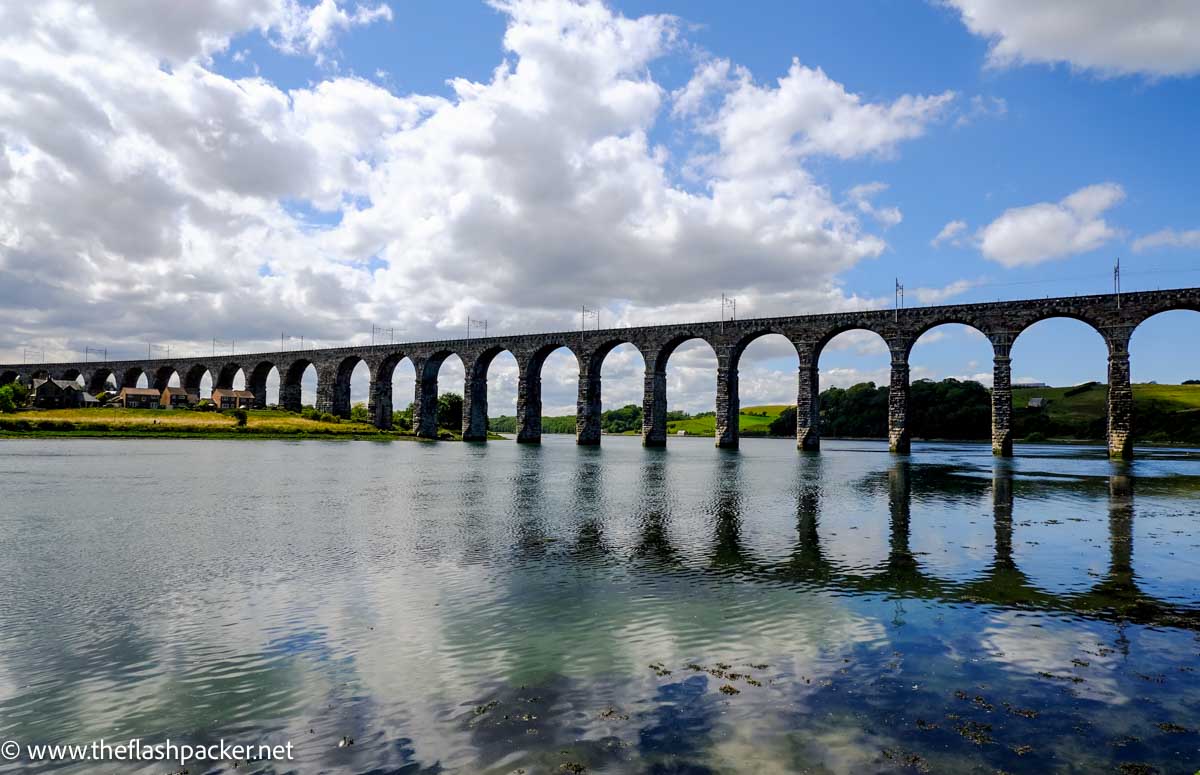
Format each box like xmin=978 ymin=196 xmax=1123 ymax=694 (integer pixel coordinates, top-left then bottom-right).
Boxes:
xmin=232 ymin=408 xmax=248 ymax=426
xmin=350 ymin=402 xmax=370 ymax=423
xmin=301 ymin=407 xmax=321 ymax=421
xmin=393 ymin=413 xmax=412 ymax=431
xmin=319 ymin=412 xmax=340 ymax=424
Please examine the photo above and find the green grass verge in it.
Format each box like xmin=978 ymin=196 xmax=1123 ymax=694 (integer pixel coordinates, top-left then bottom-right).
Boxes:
xmin=0 ymin=408 xmax=484 ymax=441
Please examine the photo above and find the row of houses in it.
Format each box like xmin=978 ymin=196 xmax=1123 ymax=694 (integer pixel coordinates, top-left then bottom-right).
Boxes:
xmin=31 ymin=379 xmax=254 ymax=410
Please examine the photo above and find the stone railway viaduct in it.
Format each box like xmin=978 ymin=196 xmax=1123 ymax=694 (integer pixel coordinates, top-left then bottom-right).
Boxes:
xmin=3 ymin=287 xmax=1198 ymax=459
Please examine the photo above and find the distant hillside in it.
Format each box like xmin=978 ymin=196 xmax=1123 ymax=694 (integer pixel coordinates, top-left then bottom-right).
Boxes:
xmin=489 ymin=382 xmax=1200 ymax=445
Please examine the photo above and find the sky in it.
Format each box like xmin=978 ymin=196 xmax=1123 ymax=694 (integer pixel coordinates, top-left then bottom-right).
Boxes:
xmin=1 ymin=0 xmax=1198 ymax=413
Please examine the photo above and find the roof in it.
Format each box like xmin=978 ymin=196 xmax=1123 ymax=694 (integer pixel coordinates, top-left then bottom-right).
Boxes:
xmin=212 ymin=389 xmax=254 ymax=398
xmin=34 ymin=378 xmax=82 ymax=391
xmin=161 ymin=386 xmax=196 ymax=397
xmin=119 ymin=387 xmax=162 ymax=397
xmin=80 ymin=392 xmax=100 ymax=403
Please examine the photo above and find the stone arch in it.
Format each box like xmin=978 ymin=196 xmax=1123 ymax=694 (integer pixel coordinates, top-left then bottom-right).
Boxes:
xmin=462 ymin=345 xmax=519 ymax=441
xmin=643 ymin=332 xmax=721 ymax=447
xmin=87 ymin=368 xmax=117 ymax=394
xmin=1010 ymin=312 xmax=1108 ymax=352
xmin=152 ymin=365 xmax=180 ymax=391
xmin=281 ymin=359 xmax=315 ymax=412
xmin=808 ymin=325 xmax=895 ymax=448
xmin=726 ymin=330 xmax=802 ymax=440
xmin=513 ymin=341 xmax=579 ymax=443
xmin=905 ymin=323 xmax=997 ymax=443
xmin=903 ymin=317 xmax=994 ymax=360
xmin=326 ymin=355 xmax=371 ymax=418
xmin=411 ymin=349 xmax=466 ymax=438
xmin=247 ymin=360 xmax=278 ymax=408
xmin=371 ymin=351 xmax=413 ymax=429
xmin=120 ymin=366 xmax=148 ymax=389
xmin=60 ymin=367 xmax=83 ymax=383
xmin=183 ymin=364 xmax=211 ymax=395
xmin=576 ymin=338 xmax=647 ymax=445
xmin=215 ymin=362 xmax=244 ymax=390
xmin=0 ymin=370 xmax=19 ymax=386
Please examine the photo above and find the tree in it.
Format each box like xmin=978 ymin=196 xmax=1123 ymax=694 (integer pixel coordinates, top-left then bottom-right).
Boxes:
xmin=437 ymin=392 xmax=463 ymax=432
xmin=601 ymin=404 xmax=642 ymax=433
xmin=350 ymin=402 xmax=370 ymax=423
xmin=0 ymin=384 xmax=17 ymax=413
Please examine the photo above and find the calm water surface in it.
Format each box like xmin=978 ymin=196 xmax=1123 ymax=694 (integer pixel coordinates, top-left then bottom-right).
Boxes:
xmin=1 ymin=436 xmax=1199 ymax=774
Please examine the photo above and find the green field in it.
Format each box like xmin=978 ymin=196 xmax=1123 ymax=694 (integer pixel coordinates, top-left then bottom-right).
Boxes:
xmin=0 ymin=408 xmax=429 ymax=440
xmin=666 ymin=405 xmax=787 ymax=436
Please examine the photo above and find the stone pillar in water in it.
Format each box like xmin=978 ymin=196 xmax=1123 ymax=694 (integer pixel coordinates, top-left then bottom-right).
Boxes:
xmin=516 ymin=369 xmax=541 ymax=444
xmin=461 ymin=362 xmax=488 ymax=441
xmin=887 ymin=351 xmax=910 ymax=453
xmin=795 ymin=344 xmax=819 ymax=451
xmin=715 ymin=359 xmax=739 ymax=449
xmin=576 ymin=365 xmax=602 ymax=446
xmin=1107 ymin=340 xmax=1133 ymax=460
xmin=642 ymin=354 xmax=667 ymax=448
xmin=991 ymin=347 xmax=1013 ymax=457
xmin=412 ymin=359 xmax=439 ymax=439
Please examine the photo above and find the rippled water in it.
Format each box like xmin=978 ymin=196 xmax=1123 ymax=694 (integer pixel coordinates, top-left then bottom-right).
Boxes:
xmin=1 ymin=436 xmax=1199 ymax=774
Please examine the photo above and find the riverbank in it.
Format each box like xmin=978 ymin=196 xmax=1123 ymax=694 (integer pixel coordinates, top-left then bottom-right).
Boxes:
xmin=0 ymin=408 xmax=504 ymax=441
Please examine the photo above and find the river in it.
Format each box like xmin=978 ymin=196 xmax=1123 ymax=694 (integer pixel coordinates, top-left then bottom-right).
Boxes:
xmin=0 ymin=436 xmax=1197 ymax=773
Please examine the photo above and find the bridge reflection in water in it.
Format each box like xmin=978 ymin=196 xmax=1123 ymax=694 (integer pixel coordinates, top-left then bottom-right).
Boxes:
xmin=530 ymin=451 xmax=1199 ymax=632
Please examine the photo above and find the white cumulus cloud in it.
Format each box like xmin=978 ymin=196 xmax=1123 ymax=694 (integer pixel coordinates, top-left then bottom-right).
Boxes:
xmin=1132 ymin=227 xmax=1200 ymax=253
xmin=977 ymin=183 xmax=1125 ymax=267
xmin=944 ymin=0 xmax=1200 ymax=78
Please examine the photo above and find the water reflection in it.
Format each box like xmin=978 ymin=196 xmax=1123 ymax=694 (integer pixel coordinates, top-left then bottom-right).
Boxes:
xmin=0 ymin=438 xmax=1197 ymax=774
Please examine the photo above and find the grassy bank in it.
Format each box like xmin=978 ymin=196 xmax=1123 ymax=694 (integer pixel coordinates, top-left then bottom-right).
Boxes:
xmin=0 ymin=408 xmax=494 ymax=441
xmin=666 ymin=405 xmax=788 ymax=436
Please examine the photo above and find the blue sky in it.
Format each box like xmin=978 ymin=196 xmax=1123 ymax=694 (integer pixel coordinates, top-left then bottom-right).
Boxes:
xmin=1 ymin=0 xmax=1198 ymax=411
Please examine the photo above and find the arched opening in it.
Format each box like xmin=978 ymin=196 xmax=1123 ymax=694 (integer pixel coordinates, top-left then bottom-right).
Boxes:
xmin=1010 ymin=317 xmax=1107 ymax=445
xmin=578 ymin=341 xmax=645 ymax=444
xmin=120 ymin=367 xmax=148 ymax=389
xmin=405 ymin=351 xmax=467 ymax=437
xmin=152 ymin=365 xmax=179 ymax=391
xmin=655 ymin=336 xmax=717 ymax=446
xmin=732 ymin=333 xmax=799 ymax=441
xmin=484 ymin=349 xmax=519 ymax=436
xmin=247 ymin=361 xmax=279 ymax=408
xmin=215 ymin=363 xmax=245 ymax=391
xmin=1129 ymin=309 xmax=1200 ymax=446
xmin=0 ymin=370 xmax=18 ymax=386
xmin=597 ymin=343 xmax=645 ymax=438
xmin=378 ymin=353 xmax=415 ymax=430
xmin=815 ymin=329 xmax=892 ymax=443
xmin=281 ymin=361 xmax=317 ymax=411
xmin=461 ymin=347 xmax=518 ymax=440
xmin=183 ymin=365 xmax=210 ymax=399
xmin=88 ymin=369 xmax=117 ymax=395
xmin=905 ymin=323 xmax=994 ymax=443
xmin=516 ymin=345 xmax=579 ymax=442
xmin=330 ymin=356 xmax=370 ymax=419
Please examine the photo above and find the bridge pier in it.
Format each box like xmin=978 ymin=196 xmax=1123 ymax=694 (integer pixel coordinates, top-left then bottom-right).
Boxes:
xmin=795 ymin=346 xmax=819 ymax=451
xmin=992 ymin=463 xmax=1014 ymax=568
xmin=279 ymin=383 xmax=302 ymax=413
xmin=715 ymin=362 xmax=739 ymax=449
xmin=991 ymin=350 xmax=1013 ymax=456
xmin=413 ymin=360 xmax=439 ymax=439
xmin=1107 ymin=342 xmax=1133 ymax=460
xmin=887 ymin=353 xmax=910 ymax=453
xmin=462 ymin=367 xmax=489 ymax=441
xmin=370 ymin=377 xmax=393 ymax=429
xmin=315 ymin=366 xmax=337 ymax=415
xmin=642 ymin=364 xmax=667 ymax=447
xmin=577 ymin=368 xmax=602 ymax=445
xmin=516 ymin=371 xmax=541 ymax=444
